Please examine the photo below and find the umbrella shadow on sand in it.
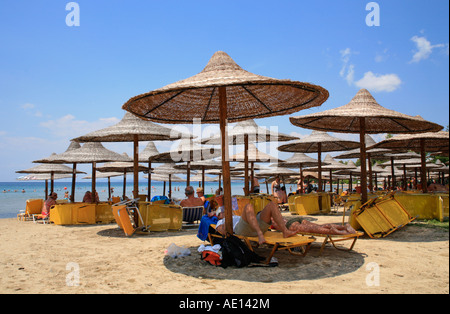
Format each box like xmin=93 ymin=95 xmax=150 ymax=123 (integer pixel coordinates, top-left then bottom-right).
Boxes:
xmin=163 ymin=242 xmax=366 ymax=283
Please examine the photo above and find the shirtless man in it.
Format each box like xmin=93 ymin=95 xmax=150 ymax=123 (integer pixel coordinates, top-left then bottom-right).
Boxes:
xmin=216 ymin=196 xmax=296 ymax=245
xmin=180 ymin=186 xmax=204 ymax=208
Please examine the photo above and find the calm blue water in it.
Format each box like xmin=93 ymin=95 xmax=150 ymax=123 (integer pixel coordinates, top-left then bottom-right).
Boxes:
xmin=0 ymin=181 xmax=299 ymax=219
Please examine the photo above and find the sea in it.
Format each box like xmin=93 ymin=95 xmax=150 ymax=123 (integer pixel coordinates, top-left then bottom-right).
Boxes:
xmin=0 ymin=181 xmax=302 ymax=219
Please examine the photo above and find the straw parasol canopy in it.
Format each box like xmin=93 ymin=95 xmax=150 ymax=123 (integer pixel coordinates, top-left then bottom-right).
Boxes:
xmin=97 ymin=153 xmax=148 ymax=199
xmin=278 ymin=131 xmax=360 ymax=193
xmin=303 ymin=154 xmax=356 ymax=192
xmin=122 ymin=50 xmax=329 ymax=235
xmin=33 ymin=143 xmax=130 ymax=203
xmin=200 ymin=119 xmax=297 ymax=195
xmin=335 ymin=135 xmax=392 ymax=159
xmin=289 ymin=89 xmax=443 ymax=203
xmin=151 ymin=139 xmax=221 ymax=189
xmin=277 ymin=153 xmax=319 ymax=193
xmin=370 ymin=131 xmax=449 ymax=192
xmin=72 ymin=111 xmax=190 ymax=200
xmin=16 ymin=163 xmax=86 ymax=198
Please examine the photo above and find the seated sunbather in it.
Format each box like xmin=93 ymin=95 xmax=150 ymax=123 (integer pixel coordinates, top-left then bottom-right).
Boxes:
xmin=215 ymin=195 xmax=296 ymax=245
xmin=42 ymin=192 xmax=57 ymax=218
xmin=180 ymin=186 xmax=204 ymax=208
xmin=283 ymin=217 xmax=357 ymax=235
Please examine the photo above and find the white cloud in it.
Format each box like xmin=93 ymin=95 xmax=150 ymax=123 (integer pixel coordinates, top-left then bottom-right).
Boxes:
xmin=21 ymin=103 xmax=43 ymax=117
xmin=40 ymin=114 xmax=120 ymax=138
xmin=410 ymin=35 xmax=447 ymax=63
xmin=339 ymin=48 xmax=401 ymax=92
xmin=354 ymin=71 xmax=402 ymax=92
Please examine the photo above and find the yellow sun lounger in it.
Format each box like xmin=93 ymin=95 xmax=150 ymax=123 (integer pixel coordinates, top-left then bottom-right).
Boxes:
xmin=352 ymin=193 xmax=416 ymax=239
xmin=112 ymin=199 xmax=149 ymax=237
xmin=209 ymin=226 xmax=315 ymax=264
xmin=236 ymin=232 xmax=315 ymax=264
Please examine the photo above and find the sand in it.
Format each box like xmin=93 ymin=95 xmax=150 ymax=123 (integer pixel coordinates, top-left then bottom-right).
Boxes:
xmin=0 ymin=212 xmax=448 ymax=294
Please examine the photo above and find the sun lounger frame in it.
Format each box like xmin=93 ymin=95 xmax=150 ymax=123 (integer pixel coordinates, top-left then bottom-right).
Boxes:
xmin=295 ymin=231 xmax=364 ymax=255
xmin=209 ymin=228 xmax=315 ymax=264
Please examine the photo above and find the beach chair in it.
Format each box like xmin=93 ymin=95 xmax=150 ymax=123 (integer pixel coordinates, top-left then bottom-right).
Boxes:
xmin=208 ymin=226 xmax=315 ymax=264
xmin=295 ymin=229 xmax=364 ymax=255
xmin=18 ymin=199 xmax=44 ymax=221
xmin=112 ymin=199 xmax=149 ymax=236
xmin=352 ymin=193 xmax=416 ymax=239
xmin=182 ymin=206 xmax=204 ymax=225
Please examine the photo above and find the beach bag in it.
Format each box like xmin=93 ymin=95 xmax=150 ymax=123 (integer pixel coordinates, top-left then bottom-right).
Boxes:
xmin=201 ymin=250 xmax=222 ymax=266
xmin=220 ymin=235 xmax=265 ymax=268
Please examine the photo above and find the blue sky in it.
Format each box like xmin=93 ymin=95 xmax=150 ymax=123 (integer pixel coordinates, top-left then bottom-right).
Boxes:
xmin=0 ymin=0 xmax=448 ymax=181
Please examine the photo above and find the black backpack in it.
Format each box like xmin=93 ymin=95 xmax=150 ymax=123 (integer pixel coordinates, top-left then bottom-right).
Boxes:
xmin=220 ymin=235 xmax=265 ymax=268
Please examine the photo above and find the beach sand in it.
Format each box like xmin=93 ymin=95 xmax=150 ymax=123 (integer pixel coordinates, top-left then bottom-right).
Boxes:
xmin=0 ymin=212 xmax=448 ymax=294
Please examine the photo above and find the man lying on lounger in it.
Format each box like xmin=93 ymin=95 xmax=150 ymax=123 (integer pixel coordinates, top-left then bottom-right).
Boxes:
xmin=215 ymin=195 xmax=296 ymax=245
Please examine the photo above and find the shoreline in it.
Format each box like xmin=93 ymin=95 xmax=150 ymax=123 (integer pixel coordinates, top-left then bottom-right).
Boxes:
xmin=0 ymin=211 xmax=448 ymax=294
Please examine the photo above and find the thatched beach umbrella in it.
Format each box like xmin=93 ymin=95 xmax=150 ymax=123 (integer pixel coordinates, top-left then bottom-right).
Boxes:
xmin=151 ymin=163 xmax=188 ymax=198
xmin=304 ymin=154 xmax=356 ymax=192
xmin=16 ymin=163 xmax=86 ymax=198
xmin=334 ymin=135 xmax=393 ymax=190
xmin=151 ymin=139 xmax=221 ymax=188
xmin=174 ymin=159 xmax=223 ymax=190
xmin=34 ymin=143 xmax=130 ymax=203
xmin=371 ymin=131 xmax=449 ymax=192
xmin=289 ymin=89 xmax=443 ymax=203
xmin=200 ymin=119 xmax=297 ymax=195
xmin=33 ymin=141 xmax=81 ymax=202
xmin=72 ymin=112 xmax=188 ymax=200
xmin=122 ymin=51 xmax=329 ymax=235
xmin=82 ymin=171 xmax=123 ymax=200
xmin=97 ymin=153 xmax=148 ymax=199
xmin=278 ymin=131 xmax=359 ymax=194
xmin=278 ymin=153 xmax=319 ymax=193
xmin=230 ymin=142 xmax=284 ymax=194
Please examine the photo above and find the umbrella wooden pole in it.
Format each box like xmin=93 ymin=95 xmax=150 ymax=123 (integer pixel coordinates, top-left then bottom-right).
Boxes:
xmin=71 ymin=163 xmax=77 ymax=203
xmin=250 ymin=161 xmax=255 ymax=193
xmin=244 ymin=134 xmax=249 ymax=196
xmin=390 ymin=157 xmax=396 ymax=190
xmin=148 ymin=161 xmax=152 ymax=201
xmin=420 ymin=138 xmax=428 ymax=193
xmin=202 ymin=166 xmax=205 ymax=189
xmin=51 ymin=171 xmax=54 ymax=194
xmin=300 ymin=165 xmax=304 ymax=194
xmin=317 ymin=143 xmax=322 ymax=192
xmin=219 ymin=86 xmax=233 ymax=235
xmin=359 ymin=117 xmax=368 ymax=204
xmin=317 ymin=143 xmax=323 ymax=212
xmin=133 ymin=135 xmax=139 ymax=199
xmin=368 ymin=153 xmax=373 ymax=192
xmin=169 ymin=174 xmax=172 ymax=199
xmin=108 ymin=176 xmax=111 ymax=201
xmin=122 ymin=170 xmax=127 ymax=200
xmin=186 ymin=161 xmax=191 ymax=187
xmin=92 ymin=162 xmax=97 ymax=203
xmin=45 ymin=180 xmax=48 ymax=199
